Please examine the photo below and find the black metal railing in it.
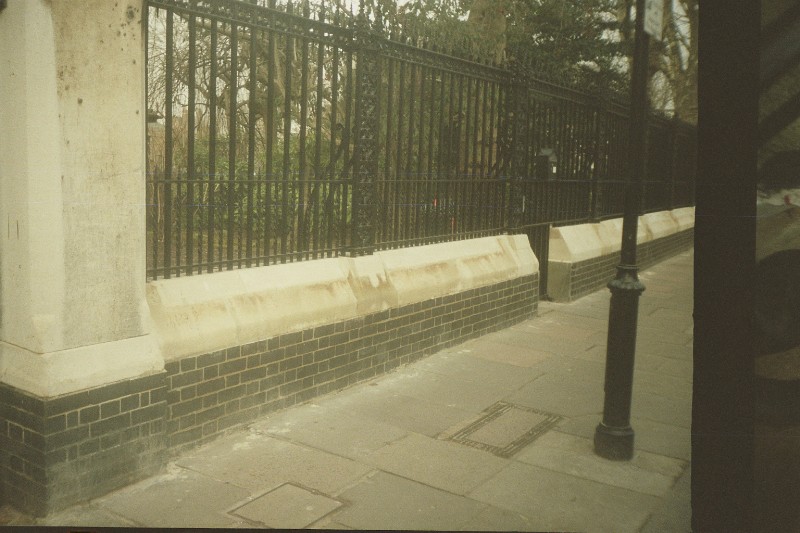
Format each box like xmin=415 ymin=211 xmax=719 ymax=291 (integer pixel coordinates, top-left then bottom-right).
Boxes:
xmin=145 ymin=0 xmax=696 ymax=280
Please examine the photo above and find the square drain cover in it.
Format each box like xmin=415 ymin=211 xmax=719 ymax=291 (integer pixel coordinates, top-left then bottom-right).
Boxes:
xmin=231 ymin=483 xmax=342 ymax=528
xmin=448 ymin=401 xmax=561 ymax=458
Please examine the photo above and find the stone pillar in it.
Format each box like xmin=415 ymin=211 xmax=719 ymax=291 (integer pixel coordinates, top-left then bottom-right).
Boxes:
xmin=0 ymin=0 xmax=166 ymax=515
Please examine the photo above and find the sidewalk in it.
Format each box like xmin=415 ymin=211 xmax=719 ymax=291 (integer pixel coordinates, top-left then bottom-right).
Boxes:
xmin=4 ymin=249 xmax=693 ymax=532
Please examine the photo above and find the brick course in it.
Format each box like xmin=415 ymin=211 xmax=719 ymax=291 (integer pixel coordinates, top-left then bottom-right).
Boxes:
xmin=163 ymin=274 xmax=538 ymax=453
xmin=0 ymin=373 xmax=167 ymax=516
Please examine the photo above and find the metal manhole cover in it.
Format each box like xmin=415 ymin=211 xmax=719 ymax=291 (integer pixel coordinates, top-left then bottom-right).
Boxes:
xmin=230 ymin=483 xmax=342 ymax=529
xmin=447 ymin=401 xmax=561 ymax=458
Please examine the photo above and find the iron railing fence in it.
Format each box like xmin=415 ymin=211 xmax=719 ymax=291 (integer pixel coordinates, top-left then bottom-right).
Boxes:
xmin=145 ymin=0 xmax=696 ymax=281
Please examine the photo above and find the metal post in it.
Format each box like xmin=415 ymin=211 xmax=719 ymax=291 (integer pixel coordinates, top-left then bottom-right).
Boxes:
xmin=508 ymin=59 xmax=529 ymax=233
xmin=594 ymin=0 xmax=651 ymax=461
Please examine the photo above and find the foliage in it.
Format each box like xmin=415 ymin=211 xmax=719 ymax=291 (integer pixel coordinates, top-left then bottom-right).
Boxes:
xmin=505 ymin=0 xmax=630 ymax=93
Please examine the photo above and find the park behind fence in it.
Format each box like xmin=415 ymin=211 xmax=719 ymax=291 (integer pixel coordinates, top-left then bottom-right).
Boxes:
xmin=144 ymin=0 xmax=697 ymax=284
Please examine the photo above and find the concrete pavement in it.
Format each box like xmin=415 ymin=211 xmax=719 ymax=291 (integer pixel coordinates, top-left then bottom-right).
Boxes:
xmin=2 ymin=249 xmax=693 ymax=531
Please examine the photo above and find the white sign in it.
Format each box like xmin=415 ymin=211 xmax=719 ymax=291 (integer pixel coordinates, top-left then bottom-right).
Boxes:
xmin=644 ymin=0 xmax=664 ymax=40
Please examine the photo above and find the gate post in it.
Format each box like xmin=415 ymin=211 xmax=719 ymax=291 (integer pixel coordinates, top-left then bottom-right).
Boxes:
xmin=351 ymin=6 xmax=380 ymax=256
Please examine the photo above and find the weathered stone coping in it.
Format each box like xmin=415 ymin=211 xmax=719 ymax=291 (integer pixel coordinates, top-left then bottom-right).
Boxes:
xmin=146 ymin=235 xmax=538 ymax=362
xmin=548 ymin=208 xmax=695 ymax=263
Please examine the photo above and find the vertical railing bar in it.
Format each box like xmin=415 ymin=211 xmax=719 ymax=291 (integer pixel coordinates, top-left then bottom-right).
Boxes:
xmin=463 ymin=74 xmax=473 ymax=234
xmin=281 ymin=4 xmax=293 ymax=263
xmin=312 ymin=21 xmax=324 ymax=259
xmin=164 ymin=10 xmax=174 ymax=279
xmin=298 ymin=0 xmax=310 ymax=260
xmin=326 ymin=40 xmax=339 ymax=256
xmin=425 ymin=65 xmax=436 ymax=242
xmin=394 ymin=60 xmax=405 ymax=243
xmin=487 ymin=80 xmax=497 ymax=228
xmin=341 ymin=46 xmax=353 ymax=254
xmin=453 ymin=72 xmax=464 ymax=236
xmin=479 ymin=78 xmax=489 ymax=180
xmin=404 ymin=60 xmax=416 ymax=242
xmin=416 ymin=61 xmax=426 ymax=241
xmin=208 ymin=19 xmax=218 ymax=272
xmin=187 ymin=13 xmax=197 ymax=276
xmin=246 ymin=15 xmax=257 ymax=268
xmin=254 ymin=26 xmax=262 ymax=266
xmin=487 ymin=80 xmax=497 ymax=178
xmin=144 ymin=4 xmax=155 ymax=279
xmin=445 ymin=68 xmax=456 ymax=238
xmin=266 ymin=0 xmax=276 ymax=262
xmin=569 ymin=101 xmax=577 ymax=216
xmin=382 ymin=57 xmax=394 ymax=246
xmin=227 ymin=18 xmax=238 ymax=271
xmin=471 ymin=76 xmax=482 ymax=230
xmin=435 ymin=68 xmax=446 ymax=240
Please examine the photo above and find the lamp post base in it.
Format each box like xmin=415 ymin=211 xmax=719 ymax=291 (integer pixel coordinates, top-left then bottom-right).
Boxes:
xmin=594 ymin=422 xmax=635 ymax=460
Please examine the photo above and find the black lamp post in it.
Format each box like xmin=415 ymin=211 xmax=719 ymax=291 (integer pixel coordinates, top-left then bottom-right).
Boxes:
xmin=594 ymin=0 xmax=653 ymax=461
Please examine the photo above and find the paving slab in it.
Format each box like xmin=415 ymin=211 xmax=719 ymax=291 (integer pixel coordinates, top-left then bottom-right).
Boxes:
xmin=361 ymin=431 xmax=509 ymax=495
xmin=514 ymin=431 xmax=686 ymax=497
xmin=556 ymin=415 xmax=691 ymax=461
xmin=505 ymin=374 xmax=604 ymax=418
xmin=521 ymin=353 xmax=607 ymax=384
xmin=519 ymin=312 xmax=609 ymax=333
xmin=635 ymin=336 xmax=693 ymax=360
xmin=640 ymin=465 xmax=692 ymax=533
xmin=332 ymin=471 xmax=485 ymax=530
xmin=34 ymin=504 xmax=140 ymax=528
xmin=570 ymin=343 xmax=612 ymax=363
xmin=374 ymin=368 xmax=526 ymax=414
xmin=467 ymin=461 xmax=660 ymax=533
xmin=93 ymin=465 xmax=251 ymax=528
xmin=455 ymin=504 xmax=542 ymax=531
xmin=634 ymin=352 xmax=693 ymax=380
xmin=556 ymin=302 xmax=611 ymax=320
xmin=631 ymin=390 xmax=692 ymax=429
xmin=463 ymin=342 xmax=555 ymax=368
xmin=405 ymin=349 xmax=544 ymax=390
xmin=231 ymin=483 xmax=342 ymax=529
xmin=176 ymin=430 xmax=373 ymax=495
xmin=250 ymin=399 xmax=409 ymax=459
xmin=509 ymin=319 xmax=601 ymax=340
xmin=490 ymin=327 xmax=598 ymax=355
xmin=645 ymin=308 xmax=694 ymax=329
xmin=633 ymin=368 xmax=693 ymax=402
xmin=333 ymin=387 xmax=477 ymax=437
xmin=650 ymin=356 xmax=693 ymax=380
